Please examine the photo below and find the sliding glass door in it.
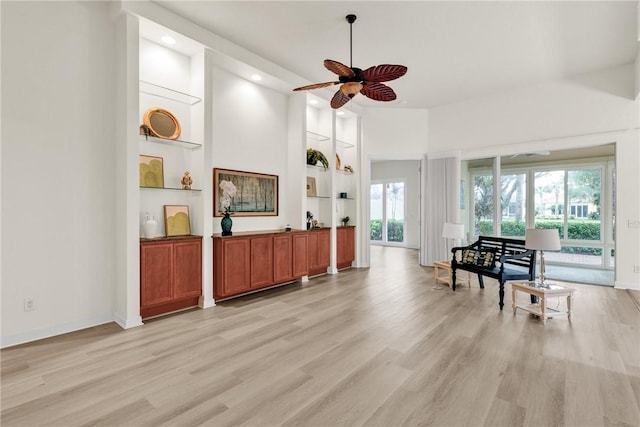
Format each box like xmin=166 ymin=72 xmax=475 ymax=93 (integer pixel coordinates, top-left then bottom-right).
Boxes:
xmin=370 ymin=180 xmax=406 ymax=245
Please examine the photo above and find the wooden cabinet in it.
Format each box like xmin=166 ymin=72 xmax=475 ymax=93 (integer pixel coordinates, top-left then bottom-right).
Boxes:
xmin=337 ymin=226 xmax=355 ymax=270
xmin=213 ymin=230 xmax=315 ymax=300
xmin=140 ymin=236 xmax=202 ymax=319
xmin=251 ymin=236 xmax=274 ymax=288
xmin=292 ymin=233 xmax=309 ymax=278
xmin=213 ymin=237 xmax=251 ymax=297
xmin=308 ymin=228 xmax=330 ymax=276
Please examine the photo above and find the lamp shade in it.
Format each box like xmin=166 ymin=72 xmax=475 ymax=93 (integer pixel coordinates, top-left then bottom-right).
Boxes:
xmin=442 ymin=222 xmax=465 ymax=239
xmin=525 ymin=228 xmax=561 ymax=251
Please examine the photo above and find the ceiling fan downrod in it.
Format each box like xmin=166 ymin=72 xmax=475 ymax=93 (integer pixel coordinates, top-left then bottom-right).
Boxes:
xmin=346 ymin=14 xmax=356 ymax=68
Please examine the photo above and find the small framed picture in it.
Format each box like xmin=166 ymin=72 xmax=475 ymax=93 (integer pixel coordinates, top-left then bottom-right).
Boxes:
xmin=306 ymin=177 xmax=317 ymax=197
xmin=164 ymin=205 xmax=191 ymax=236
xmin=139 ymin=155 xmax=164 ymax=188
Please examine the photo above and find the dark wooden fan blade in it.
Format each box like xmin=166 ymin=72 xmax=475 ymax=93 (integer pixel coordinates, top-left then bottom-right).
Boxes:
xmin=361 ymin=64 xmax=407 ymax=82
xmin=293 ymin=81 xmax=339 ymax=91
xmin=324 ymin=60 xmax=355 ymax=78
xmin=330 ymin=88 xmax=352 ymax=109
xmin=360 ymin=82 xmax=397 ymax=102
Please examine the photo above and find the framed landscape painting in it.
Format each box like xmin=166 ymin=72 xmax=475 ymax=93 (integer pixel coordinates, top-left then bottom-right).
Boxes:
xmin=213 ymin=168 xmax=278 ymax=217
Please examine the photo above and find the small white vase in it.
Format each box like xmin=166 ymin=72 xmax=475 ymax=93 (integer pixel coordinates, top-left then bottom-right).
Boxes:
xmin=142 ymin=214 xmax=158 ymax=238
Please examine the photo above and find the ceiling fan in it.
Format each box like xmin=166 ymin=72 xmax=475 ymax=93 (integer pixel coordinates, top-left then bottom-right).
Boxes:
xmin=293 ymin=14 xmax=407 ymax=109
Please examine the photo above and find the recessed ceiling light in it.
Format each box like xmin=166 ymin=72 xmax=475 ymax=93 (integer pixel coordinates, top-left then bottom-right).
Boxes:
xmin=161 ymin=35 xmax=176 ymax=45
xmin=336 ymin=111 xmax=345 ymax=116
xmin=309 ymin=99 xmax=318 ymax=105
xmin=251 ymin=74 xmax=262 ymax=81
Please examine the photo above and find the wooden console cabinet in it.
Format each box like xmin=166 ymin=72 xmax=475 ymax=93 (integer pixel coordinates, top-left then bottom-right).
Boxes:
xmin=140 ymin=235 xmax=202 ymax=319
xmin=337 ymin=226 xmax=355 ymax=270
xmin=213 ymin=230 xmax=316 ymax=300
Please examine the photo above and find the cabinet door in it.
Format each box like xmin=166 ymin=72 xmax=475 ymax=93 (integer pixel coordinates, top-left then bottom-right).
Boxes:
xmin=292 ymin=233 xmax=309 ymax=278
xmin=337 ymin=227 xmax=355 ymax=269
xmin=273 ymin=234 xmax=293 ymax=282
xmin=308 ymin=229 xmax=330 ymax=276
xmin=140 ymin=242 xmax=173 ymax=307
xmin=250 ymin=236 xmax=273 ymax=288
xmin=318 ymin=229 xmax=331 ymax=270
xmin=221 ymin=238 xmax=251 ymax=296
xmin=173 ymin=239 xmax=202 ymax=299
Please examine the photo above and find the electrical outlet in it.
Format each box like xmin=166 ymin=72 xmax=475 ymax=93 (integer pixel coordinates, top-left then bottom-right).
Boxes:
xmin=635 ymin=265 xmax=640 ymax=274
xmin=629 ymin=220 xmax=640 ymax=228
xmin=23 ymin=298 xmax=35 ymax=312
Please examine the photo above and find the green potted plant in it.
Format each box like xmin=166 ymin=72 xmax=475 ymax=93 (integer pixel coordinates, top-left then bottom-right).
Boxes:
xmin=306 ymin=148 xmax=329 ymax=170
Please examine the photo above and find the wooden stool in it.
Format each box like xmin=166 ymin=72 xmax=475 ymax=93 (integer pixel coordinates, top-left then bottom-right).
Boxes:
xmin=433 ymin=260 xmax=470 ymax=288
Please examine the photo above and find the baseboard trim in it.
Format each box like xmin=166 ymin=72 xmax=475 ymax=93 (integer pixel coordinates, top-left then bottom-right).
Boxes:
xmin=198 ymin=296 xmax=216 ymax=309
xmin=614 ymin=281 xmax=640 ymax=290
xmin=1 ymin=314 xmax=115 ymax=349
xmin=113 ymin=312 xmax=143 ymax=329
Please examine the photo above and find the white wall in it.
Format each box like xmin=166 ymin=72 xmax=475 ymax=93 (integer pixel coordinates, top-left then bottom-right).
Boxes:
xmin=363 ymin=108 xmax=429 ymax=156
xmin=1 ymin=1 xmax=118 ymax=346
xmin=371 ymin=160 xmax=421 ymax=249
xmin=428 ymin=64 xmax=640 ymax=289
xmin=211 ymin=67 xmax=290 ymax=232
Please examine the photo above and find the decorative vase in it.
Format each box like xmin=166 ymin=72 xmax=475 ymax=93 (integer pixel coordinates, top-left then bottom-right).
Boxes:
xmin=221 ymin=213 xmax=233 ymax=236
xmin=142 ymin=213 xmax=157 ymax=238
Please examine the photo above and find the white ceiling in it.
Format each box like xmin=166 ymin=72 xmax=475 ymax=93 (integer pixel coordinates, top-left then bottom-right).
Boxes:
xmin=152 ymin=1 xmax=637 ymax=109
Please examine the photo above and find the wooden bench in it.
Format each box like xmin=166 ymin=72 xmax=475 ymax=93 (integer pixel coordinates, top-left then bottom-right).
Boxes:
xmin=451 ymin=236 xmax=537 ymax=310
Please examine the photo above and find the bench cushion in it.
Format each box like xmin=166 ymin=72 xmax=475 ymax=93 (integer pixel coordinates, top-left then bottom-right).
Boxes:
xmin=461 ymin=248 xmax=496 ymax=269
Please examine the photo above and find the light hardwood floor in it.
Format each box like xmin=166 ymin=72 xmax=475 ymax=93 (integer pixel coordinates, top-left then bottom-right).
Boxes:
xmin=2 ymin=246 xmax=639 ymax=426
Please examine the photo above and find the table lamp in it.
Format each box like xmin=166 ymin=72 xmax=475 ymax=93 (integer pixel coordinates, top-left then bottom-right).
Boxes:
xmin=442 ymin=222 xmax=465 ymax=248
xmin=525 ymin=228 xmax=561 ymax=287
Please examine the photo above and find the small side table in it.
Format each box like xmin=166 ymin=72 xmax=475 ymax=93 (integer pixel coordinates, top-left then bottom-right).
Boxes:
xmin=433 ymin=260 xmax=470 ymax=288
xmin=511 ymin=281 xmax=575 ymax=324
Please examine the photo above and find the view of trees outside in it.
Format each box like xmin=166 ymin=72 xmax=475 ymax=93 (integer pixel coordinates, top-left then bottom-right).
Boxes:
xmin=472 ymin=168 xmax=604 ymax=264
xmin=473 ymin=174 xmax=494 ymax=236
xmin=370 ymin=184 xmax=383 ymax=241
xmin=370 ymin=181 xmax=405 ymax=243
xmin=500 ymin=173 xmax=526 ymax=237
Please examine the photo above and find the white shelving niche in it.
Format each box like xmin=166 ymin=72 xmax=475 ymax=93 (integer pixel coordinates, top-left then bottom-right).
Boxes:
xmin=138 ymin=36 xmax=205 ymax=238
xmin=304 ymin=95 xmax=360 ymax=272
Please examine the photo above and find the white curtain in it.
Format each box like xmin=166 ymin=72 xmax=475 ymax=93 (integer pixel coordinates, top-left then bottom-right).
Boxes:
xmin=422 ymin=154 xmax=461 ymax=266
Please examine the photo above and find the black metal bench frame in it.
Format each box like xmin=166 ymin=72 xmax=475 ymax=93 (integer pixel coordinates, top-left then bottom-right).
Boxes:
xmin=451 ymin=236 xmax=537 ymax=310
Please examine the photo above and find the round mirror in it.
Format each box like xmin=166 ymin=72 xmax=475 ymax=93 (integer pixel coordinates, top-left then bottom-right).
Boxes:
xmin=143 ymin=107 xmax=181 ymax=140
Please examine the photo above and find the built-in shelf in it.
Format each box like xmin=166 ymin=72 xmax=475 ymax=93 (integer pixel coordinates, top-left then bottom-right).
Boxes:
xmin=306 ymin=131 xmax=354 ymax=149
xmin=306 ymin=130 xmax=330 ymax=142
xmin=140 ymin=135 xmax=202 ymax=150
xmin=336 ymin=169 xmax=354 ymax=175
xmin=307 ymin=195 xmax=332 ymax=199
xmin=337 ymin=139 xmax=354 ymax=149
xmin=337 ymin=197 xmax=356 ymax=200
xmin=140 ymin=186 xmax=202 ymax=192
xmin=140 ymin=80 xmax=202 ymax=105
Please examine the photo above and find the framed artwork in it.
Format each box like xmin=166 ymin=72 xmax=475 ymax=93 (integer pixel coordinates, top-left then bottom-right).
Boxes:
xmin=164 ymin=205 xmax=191 ymax=236
xmin=213 ymin=168 xmax=278 ymax=217
xmin=306 ymin=177 xmax=317 ymax=197
xmin=139 ymin=155 xmax=164 ymax=188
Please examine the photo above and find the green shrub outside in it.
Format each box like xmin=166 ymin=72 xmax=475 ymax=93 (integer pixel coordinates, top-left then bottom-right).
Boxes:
xmin=477 ymin=219 xmax=602 ymax=255
xmin=370 ymin=219 xmax=404 ymax=242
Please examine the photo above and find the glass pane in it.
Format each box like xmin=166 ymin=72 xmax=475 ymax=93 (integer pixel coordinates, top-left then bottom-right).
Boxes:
xmin=501 ymin=173 xmax=526 ymax=237
xmin=534 ymin=170 xmax=565 ymax=237
xmin=473 ymin=175 xmax=494 ymax=236
xmin=386 ymin=182 xmax=404 ymax=243
xmin=568 ymin=169 xmax=601 ymax=240
xmin=545 ymin=246 xmax=603 ymax=266
xmin=370 ymin=184 xmax=383 ymax=241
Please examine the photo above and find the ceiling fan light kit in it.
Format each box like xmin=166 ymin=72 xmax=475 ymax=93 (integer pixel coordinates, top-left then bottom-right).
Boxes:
xmin=293 ymin=14 xmax=407 ymax=109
